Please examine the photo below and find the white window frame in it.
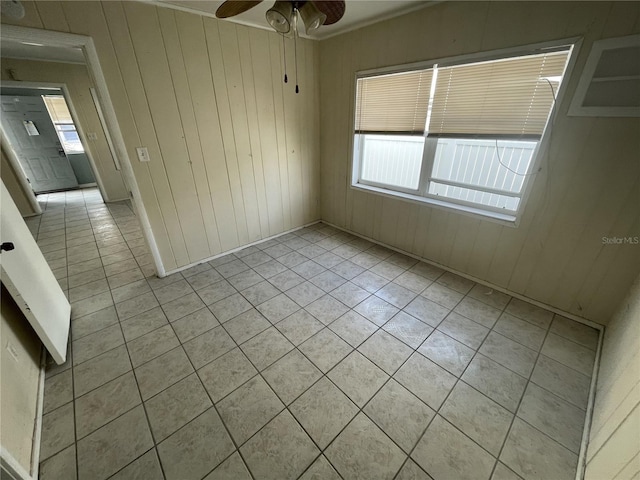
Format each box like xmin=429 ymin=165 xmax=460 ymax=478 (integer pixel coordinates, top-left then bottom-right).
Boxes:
xmin=350 ymin=38 xmax=582 ymax=225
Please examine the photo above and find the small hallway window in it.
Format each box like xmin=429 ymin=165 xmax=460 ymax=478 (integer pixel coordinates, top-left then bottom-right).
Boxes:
xmin=42 ymin=95 xmax=84 ymax=154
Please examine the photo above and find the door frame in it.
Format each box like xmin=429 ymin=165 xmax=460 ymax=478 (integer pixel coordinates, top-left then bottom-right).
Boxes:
xmin=0 ymin=127 xmax=41 ymax=215
xmin=1 ymin=80 xmax=103 ymax=195
xmin=0 ymin=24 xmax=165 ymax=277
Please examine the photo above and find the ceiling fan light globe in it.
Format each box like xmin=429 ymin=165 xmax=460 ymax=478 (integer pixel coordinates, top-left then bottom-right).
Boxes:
xmin=266 ymin=1 xmax=293 ymax=33
xmin=299 ymin=1 xmax=327 ymax=33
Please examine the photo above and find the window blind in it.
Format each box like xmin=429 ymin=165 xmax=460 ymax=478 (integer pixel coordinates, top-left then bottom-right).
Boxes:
xmin=355 ymin=69 xmax=433 ymax=135
xmin=428 ymin=50 xmax=570 ymax=139
xmin=43 ymin=96 xmax=73 ymax=124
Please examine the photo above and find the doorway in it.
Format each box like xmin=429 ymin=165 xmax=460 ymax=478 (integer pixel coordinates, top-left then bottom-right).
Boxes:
xmin=1 ymin=87 xmax=99 ymax=195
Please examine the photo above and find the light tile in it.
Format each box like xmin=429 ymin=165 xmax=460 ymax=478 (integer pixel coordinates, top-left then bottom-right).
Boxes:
xmin=403 ymin=296 xmax=450 ymax=327
xmin=422 ymin=281 xmax=464 ymax=310
xmin=327 ymin=351 xmax=388 ymax=407
xmin=157 ymin=408 xmax=235 ymax=480
xmin=275 ymin=309 xmax=325 ymax=345
xmin=73 ymin=345 xmax=132 ymax=397
xmin=454 ymin=296 xmax=502 ymax=328
xmin=550 ymin=315 xmax=599 ymax=351
xmin=395 ymin=459 xmax=433 ymax=480
xmin=223 ymin=308 xmax=271 ymax=345
xmin=120 ymin=307 xmax=168 ymax=342
xmin=195 ymin=279 xmax=237 ymax=305
xmin=310 ymin=270 xmax=347 ymax=292
xmin=540 ymin=333 xmax=595 ymax=377
xmin=171 ymin=307 xmax=219 ymax=343
xmin=352 ymin=270 xmax=389 ymax=293
xmin=198 ymin=347 xmax=257 ymax=402
xmin=72 ymin=323 xmax=124 ymax=365
xmin=269 ymin=269 xmax=305 ymax=291
xmin=72 ymin=305 xmax=117 ymax=342
xmin=74 ymin=371 xmax=141 ymax=439
xmin=292 ymin=259 xmax=327 ymax=279
xmin=394 ymin=353 xmax=456 ymax=410
xmin=109 ymin=449 xmax=164 ymax=480
xmin=305 ymin=295 xmax=350 ymax=325
xmin=358 ymin=329 xmax=413 ymax=375
xmin=479 ymin=332 xmax=538 ymax=378
xmin=354 ymin=296 xmax=399 ymax=326
xmin=77 ymin=405 xmax=153 ymax=480
xmin=256 ymin=293 xmax=301 ymax=323
xmin=135 ymin=347 xmax=194 ymax=400
xmin=145 ymin=373 xmax=212 ymax=442
xmin=185 ymin=268 xmax=223 ymax=290
xmin=183 ymin=326 xmax=236 ymax=369
xmin=286 ymin=281 xmax=326 ymax=307
xmin=240 ymin=327 xmax=294 ymax=370
xmin=241 ymin=280 xmax=281 ymax=306
xmin=383 ymin=312 xmax=433 ymax=349
xmin=505 ymin=298 xmax=554 ymax=329
xmin=162 ymin=292 xmax=206 ymax=322
xmin=437 ymin=312 xmax=489 ymax=349
xmin=40 ymin=403 xmax=75 ymax=461
xmin=241 ymin=410 xmax=319 ymax=480
xmin=468 ymin=284 xmax=511 ymax=310
xmin=436 ymin=272 xmax=475 ymax=294
xmin=462 ymin=354 xmax=528 ymax=413
xmin=530 ymin=354 xmax=590 ymax=410
xmin=204 ymin=452 xmax=252 ymax=480
xmin=412 ymin=415 xmax=495 ymax=480
xmin=418 ymin=330 xmax=474 ymax=376
xmin=326 ymin=413 xmax=406 ymax=480
xmin=440 ymin=382 xmax=513 ymax=455
xmin=217 ymin=376 xmax=284 ymax=445
xmin=394 ymin=271 xmax=433 ymax=293
xmin=115 ymin=292 xmax=158 ymax=321
xmin=329 ymin=310 xmax=378 ymax=347
xmin=127 ymin=324 xmax=179 ymax=367
xmin=329 ymin=281 xmax=371 ymax=307
xmin=494 ymin=313 xmax=547 ymax=351
xmin=228 ymin=269 xmax=264 ymax=291
xmin=38 ymin=445 xmax=76 ymax=480
xmin=376 ymin=282 xmax=417 ymax=309
xmin=500 ymin=418 xmax=577 ymax=480
xmin=262 ymin=350 xmax=322 ymax=405
xmin=365 ymin=379 xmax=435 ymax=453
xmin=43 ymin=370 xmax=73 ymax=414
xmin=209 ymin=293 xmax=253 ymax=323
xmin=299 ymin=455 xmax=341 ymax=480
xmin=517 ymin=383 xmax=585 ymax=453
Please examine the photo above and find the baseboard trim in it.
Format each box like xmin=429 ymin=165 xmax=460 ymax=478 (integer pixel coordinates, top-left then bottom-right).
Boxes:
xmin=162 ymin=220 xmax=322 ymax=278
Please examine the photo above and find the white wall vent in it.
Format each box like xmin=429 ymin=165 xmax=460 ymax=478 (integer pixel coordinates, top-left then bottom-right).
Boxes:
xmin=569 ymin=34 xmax=640 ymax=117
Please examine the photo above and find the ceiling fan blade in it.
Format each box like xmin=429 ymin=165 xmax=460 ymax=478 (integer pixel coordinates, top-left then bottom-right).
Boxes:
xmin=215 ymin=0 xmax=263 ymax=18
xmin=312 ymin=0 xmax=345 ymax=25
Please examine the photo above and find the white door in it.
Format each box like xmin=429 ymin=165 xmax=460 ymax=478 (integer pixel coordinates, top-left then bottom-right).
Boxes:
xmin=1 ymin=95 xmax=78 ymax=193
xmin=0 ymin=180 xmax=70 ymax=364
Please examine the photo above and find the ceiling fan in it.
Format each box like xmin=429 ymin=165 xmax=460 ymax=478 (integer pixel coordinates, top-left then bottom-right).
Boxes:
xmin=216 ymin=0 xmax=346 ymax=35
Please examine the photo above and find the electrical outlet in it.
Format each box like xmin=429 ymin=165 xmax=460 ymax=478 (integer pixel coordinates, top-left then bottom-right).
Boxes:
xmin=136 ymin=147 xmax=150 ymax=162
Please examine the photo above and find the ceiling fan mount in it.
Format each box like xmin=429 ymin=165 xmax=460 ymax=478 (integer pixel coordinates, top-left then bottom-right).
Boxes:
xmin=215 ymin=0 xmax=346 ymax=34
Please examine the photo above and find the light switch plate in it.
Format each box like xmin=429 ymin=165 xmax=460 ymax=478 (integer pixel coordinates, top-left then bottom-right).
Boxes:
xmin=87 ymin=132 xmax=98 ymax=141
xmin=136 ymin=147 xmax=150 ymax=162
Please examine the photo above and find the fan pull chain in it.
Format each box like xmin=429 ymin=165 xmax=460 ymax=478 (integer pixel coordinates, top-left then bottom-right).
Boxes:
xmin=282 ymin=34 xmax=288 ymax=83
xmin=294 ymin=27 xmax=299 ymax=94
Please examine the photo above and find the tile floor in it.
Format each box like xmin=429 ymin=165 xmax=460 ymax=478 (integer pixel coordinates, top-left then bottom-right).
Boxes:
xmin=29 ymin=188 xmax=600 ymax=480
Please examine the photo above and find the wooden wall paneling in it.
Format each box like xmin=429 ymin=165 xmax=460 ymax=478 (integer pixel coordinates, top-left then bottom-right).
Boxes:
xmin=448 ymin=216 xmax=481 ymax=273
xmin=99 ymin=1 xmax=185 ymax=269
xmin=601 ymin=1 xmax=640 ymax=38
xmin=411 ymin=207 xmax=432 ymax=260
xmin=421 ymin=208 xmax=448 ymax=264
xmin=466 ymin=222 xmax=502 ymax=281
xmin=318 ymin=39 xmax=337 ymax=223
xmin=158 ymin=9 xmax=221 ymax=256
xmin=523 ymin=120 xmax=622 ymax=305
xmin=548 ymin=123 xmax=640 ymax=311
xmin=123 ymin=2 xmax=209 ymax=263
xmin=236 ymin=27 xmax=270 ymax=238
xmin=179 ymin=15 xmax=238 ymax=252
xmin=34 ymin=1 xmax=69 ymax=32
xmin=378 ymin=198 xmax=398 ymax=247
xmin=268 ymin=32 xmax=292 ymax=232
xmin=249 ymin=28 xmax=284 ymax=235
xmin=301 ymin=36 xmax=318 ymax=223
xmin=584 ymin=209 xmax=640 ymax=321
xmin=205 ymin=20 xmax=250 ymax=245
xmin=281 ymin=34 xmax=303 ymax=228
xmin=218 ymin=23 xmax=263 ymax=243
xmin=311 ymin=41 xmax=321 ymax=221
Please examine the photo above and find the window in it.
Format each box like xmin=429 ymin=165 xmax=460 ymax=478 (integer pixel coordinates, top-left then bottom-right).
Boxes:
xmin=352 ymin=43 xmax=573 ymax=221
xmin=42 ymin=95 xmax=84 ymax=154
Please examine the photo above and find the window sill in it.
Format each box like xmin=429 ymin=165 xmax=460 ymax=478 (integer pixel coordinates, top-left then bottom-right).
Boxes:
xmin=350 ymin=183 xmax=519 ymax=226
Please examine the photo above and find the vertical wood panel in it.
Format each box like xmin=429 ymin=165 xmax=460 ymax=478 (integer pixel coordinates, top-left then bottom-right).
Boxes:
xmin=34 ymin=1 xmax=69 ymax=32
xmin=158 ymin=9 xmax=221 ymax=255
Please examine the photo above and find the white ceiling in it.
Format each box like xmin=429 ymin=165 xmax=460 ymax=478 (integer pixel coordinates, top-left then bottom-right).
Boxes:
xmin=152 ymin=0 xmax=435 ymax=39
